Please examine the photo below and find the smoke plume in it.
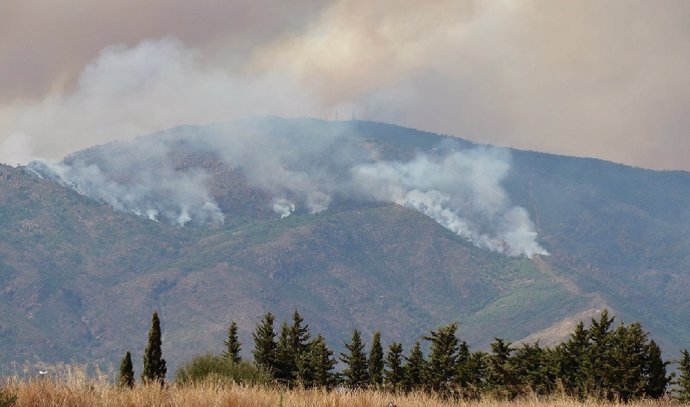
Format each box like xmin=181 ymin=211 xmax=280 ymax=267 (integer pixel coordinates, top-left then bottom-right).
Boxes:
xmin=28 ymin=119 xmax=547 ymax=257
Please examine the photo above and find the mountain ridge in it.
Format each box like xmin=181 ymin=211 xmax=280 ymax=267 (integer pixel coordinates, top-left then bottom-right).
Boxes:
xmin=1 ymin=118 xmax=689 ymax=373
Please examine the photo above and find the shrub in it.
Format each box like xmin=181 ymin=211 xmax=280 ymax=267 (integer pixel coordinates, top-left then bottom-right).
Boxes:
xmin=175 ymin=354 xmax=271 ymax=386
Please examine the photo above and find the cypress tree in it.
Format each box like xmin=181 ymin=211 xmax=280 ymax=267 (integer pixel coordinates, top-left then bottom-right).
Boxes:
xmin=368 ymin=331 xmax=384 ymax=387
xmin=252 ymin=312 xmax=278 ymax=374
xmin=384 ymin=342 xmax=404 ymax=391
xmin=340 ymin=329 xmax=369 ymax=388
xmin=677 ymin=349 xmax=690 ymax=402
xmin=222 ymin=321 xmax=242 ymax=364
xmin=141 ymin=311 xmax=167 ymax=385
xmin=118 ymin=351 xmax=135 ymax=389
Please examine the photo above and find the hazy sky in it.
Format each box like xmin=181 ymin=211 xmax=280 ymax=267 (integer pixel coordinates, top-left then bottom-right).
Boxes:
xmin=1 ymin=0 xmax=689 ymax=170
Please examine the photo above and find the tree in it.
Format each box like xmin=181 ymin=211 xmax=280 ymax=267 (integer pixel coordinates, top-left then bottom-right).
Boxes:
xmin=252 ymin=312 xmax=277 ymax=374
xmin=384 ymin=342 xmax=404 ymax=391
xmin=223 ymin=321 xmax=242 ymax=364
xmin=403 ymin=341 xmax=426 ymax=391
xmin=486 ymin=338 xmax=517 ymax=399
xmin=289 ymin=310 xmax=311 ymax=357
xmin=275 ymin=321 xmax=295 ymax=383
xmin=298 ymin=334 xmax=336 ymax=388
xmin=118 ymin=351 xmax=135 ymax=388
xmin=425 ymin=323 xmax=460 ymax=393
xmin=677 ymin=349 xmax=690 ymax=402
xmin=142 ymin=311 xmax=167 ymax=385
xmin=368 ymin=331 xmax=384 ymax=387
xmin=643 ymin=340 xmax=669 ymax=398
xmin=340 ymin=329 xmax=369 ymax=388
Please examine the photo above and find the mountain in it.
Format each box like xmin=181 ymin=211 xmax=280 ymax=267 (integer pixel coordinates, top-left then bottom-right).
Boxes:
xmin=1 ymin=117 xmax=689 ymax=373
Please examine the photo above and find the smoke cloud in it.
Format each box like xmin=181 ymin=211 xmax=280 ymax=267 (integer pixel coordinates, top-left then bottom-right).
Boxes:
xmin=28 ymin=118 xmax=547 ymax=257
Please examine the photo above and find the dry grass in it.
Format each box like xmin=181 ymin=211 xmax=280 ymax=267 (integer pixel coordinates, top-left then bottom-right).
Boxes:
xmin=0 ymin=365 xmax=682 ymax=407
xmin=1 ymin=381 xmax=683 ymax=407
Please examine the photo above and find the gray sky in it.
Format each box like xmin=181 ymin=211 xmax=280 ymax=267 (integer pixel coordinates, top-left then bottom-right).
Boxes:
xmin=1 ymin=0 xmax=689 ymax=170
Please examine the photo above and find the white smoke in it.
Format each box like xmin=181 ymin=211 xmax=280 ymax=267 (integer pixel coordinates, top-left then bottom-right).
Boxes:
xmin=10 ymin=37 xmax=547 ymax=256
xmin=350 ymin=148 xmax=548 ymax=258
xmin=28 ymin=139 xmax=224 ymax=226
xmin=272 ymin=198 xmax=296 ymax=219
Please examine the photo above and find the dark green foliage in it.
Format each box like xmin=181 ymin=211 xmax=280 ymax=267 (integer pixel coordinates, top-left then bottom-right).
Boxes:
xmin=677 ymin=349 xmax=690 ymax=402
xmin=0 ymin=388 xmax=16 ymax=407
xmin=252 ymin=312 xmax=277 ymax=374
xmin=174 ymin=354 xmax=271 ymax=386
xmin=403 ymin=341 xmax=426 ymax=392
xmin=289 ymin=310 xmax=311 ymax=357
xmin=511 ymin=343 xmax=557 ymax=396
xmin=275 ymin=321 xmax=295 ymax=383
xmin=118 ymin=351 xmax=135 ymax=388
xmin=368 ymin=331 xmax=384 ymax=387
xmin=552 ymin=310 xmax=670 ymax=401
xmin=424 ymin=322 xmax=460 ymax=393
xmin=643 ymin=340 xmax=669 ymax=398
xmin=222 ymin=321 xmax=241 ymax=364
xmin=485 ymin=338 xmax=518 ymax=399
xmin=384 ymin=342 xmax=404 ymax=391
xmin=141 ymin=311 xmax=167 ymax=385
xmin=297 ymin=334 xmax=337 ymax=388
xmin=340 ymin=329 xmax=369 ymax=388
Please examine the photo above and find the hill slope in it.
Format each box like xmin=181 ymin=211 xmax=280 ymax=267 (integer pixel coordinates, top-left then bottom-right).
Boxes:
xmin=1 ymin=118 xmax=689 ymax=372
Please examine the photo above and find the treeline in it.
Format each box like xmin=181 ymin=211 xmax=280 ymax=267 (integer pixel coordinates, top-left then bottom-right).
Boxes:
xmin=119 ymin=310 xmax=690 ymax=402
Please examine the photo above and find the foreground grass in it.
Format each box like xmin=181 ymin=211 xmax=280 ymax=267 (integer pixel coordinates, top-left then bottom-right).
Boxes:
xmin=0 ymin=379 xmax=683 ymax=407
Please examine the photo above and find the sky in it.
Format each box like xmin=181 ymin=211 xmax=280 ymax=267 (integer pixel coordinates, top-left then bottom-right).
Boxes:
xmin=1 ymin=0 xmax=689 ymax=171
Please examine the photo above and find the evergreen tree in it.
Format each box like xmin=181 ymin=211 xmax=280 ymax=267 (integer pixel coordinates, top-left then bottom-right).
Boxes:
xmin=403 ymin=341 xmax=426 ymax=392
xmin=486 ymin=338 xmax=517 ymax=399
xmin=557 ymin=321 xmax=589 ymax=397
xmin=368 ymin=331 xmax=384 ymax=387
xmin=298 ymin=334 xmax=336 ymax=388
xmin=643 ymin=340 xmax=669 ymax=398
xmin=222 ymin=321 xmax=242 ymax=364
xmin=275 ymin=321 xmax=295 ymax=383
xmin=141 ymin=311 xmax=167 ymax=385
xmin=289 ymin=310 xmax=311 ymax=357
xmin=425 ymin=323 xmax=460 ymax=393
xmin=118 ymin=351 xmax=135 ymax=389
xmin=677 ymin=349 xmax=690 ymax=402
xmin=582 ymin=310 xmax=616 ymax=399
xmin=252 ymin=312 xmax=278 ymax=374
xmin=384 ymin=342 xmax=404 ymax=391
xmin=340 ymin=329 xmax=369 ymax=388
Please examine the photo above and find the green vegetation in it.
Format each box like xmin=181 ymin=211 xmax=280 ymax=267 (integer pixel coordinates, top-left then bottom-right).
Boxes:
xmin=174 ymin=354 xmax=271 ymax=386
xmin=141 ymin=312 xmax=166 ymax=386
xmin=117 ymin=351 xmax=134 ymax=389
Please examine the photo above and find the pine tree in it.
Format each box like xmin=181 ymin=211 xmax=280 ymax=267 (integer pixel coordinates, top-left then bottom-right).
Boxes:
xmin=486 ymin=337 xmax=517 ymax=399
xmin=384 ymin=342 xmax=404 ymax=391
xmin=252 ymin=312 xmax=278 ymax=374
xmin=403 ymin=341 xmax=426 ymax=391
xmin=289 ymin=310 xmax=311 ymax=357
xmin=424 ymin=323 xmax=460 ymax=393
xmin=141 ymin=311 xmax=167 ymax=385
xmin=222 ymin=321 xmax=242 ymax=364
xmin=340 ymin=329 xmax=369 ymax=388
xmin=368 ymin=331 xmax=384 ymax=387
xmin=118 ymin=351 xmax=135 ymax=388
xmin=275 ymin=321 xmax=295 ymax=383
xmin=643 ymin=340 xmax=669 ymax=398
xmin=677 ymin=349 xmax=690 ymax=402
xmin=298 ymin=334 xmax=336 ymax=388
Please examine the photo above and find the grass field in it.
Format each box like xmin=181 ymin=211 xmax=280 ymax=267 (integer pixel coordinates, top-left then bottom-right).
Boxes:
xmin=1 ymin=380 xmax=682 ymax=407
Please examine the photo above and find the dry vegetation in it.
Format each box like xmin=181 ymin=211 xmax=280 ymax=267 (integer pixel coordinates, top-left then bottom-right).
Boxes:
xmin=0 ymin=370 xmax=681 ymax=407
